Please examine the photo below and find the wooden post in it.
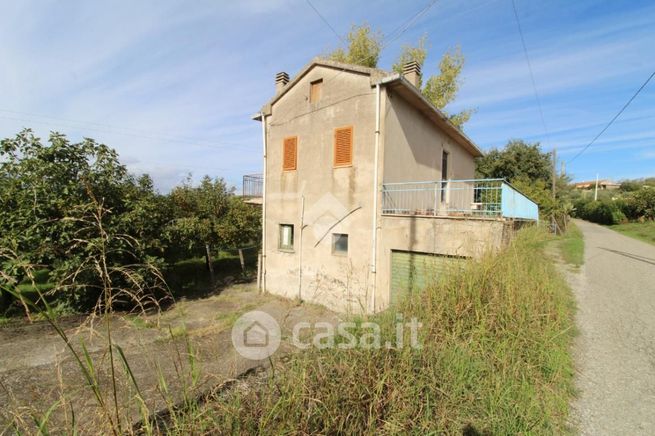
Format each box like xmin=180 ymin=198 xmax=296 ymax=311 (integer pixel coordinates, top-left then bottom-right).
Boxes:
xmin=238 ymin=248 xmax=245 ymax=273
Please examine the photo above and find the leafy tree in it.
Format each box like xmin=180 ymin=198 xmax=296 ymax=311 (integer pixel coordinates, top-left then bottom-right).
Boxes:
xmin=0 ymin=129 xmax=165 ymax=311
xmin=392 ymin=35 xmax=429 ymax=87
xmin=165 ymin=175 xmax=261 ymax=282
xmin=626 ymin=188 xmax=655 ymax=220
xmin=329 ymin=24 xmax=382 ymax=68
xmin=328 ymin=25 xmax=473 ymax=128
xmin=476 ymin=139 xmax=553 ymax=184
xmin=393 ymin=43 xmax=474 ymax=128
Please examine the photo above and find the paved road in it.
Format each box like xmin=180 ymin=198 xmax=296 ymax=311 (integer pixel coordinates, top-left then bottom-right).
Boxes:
xmin=570 ymin=220 xmax=655 ymax=435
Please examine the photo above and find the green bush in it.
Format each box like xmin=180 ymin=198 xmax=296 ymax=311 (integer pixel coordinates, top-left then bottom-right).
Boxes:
xmin=627 ymin=188 xmax=655 ymax=220
xmin=573 ymin=197 xmax=626 ymax=225
xmin=585 ymin=200 xmax=625 ymax=225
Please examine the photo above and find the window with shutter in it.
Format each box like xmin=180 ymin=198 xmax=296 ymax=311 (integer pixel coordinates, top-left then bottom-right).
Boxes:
xmin=333 ymin=126 xmax=353 ymax=167
xmin=283 ymin=136 xmax=297 ymax=171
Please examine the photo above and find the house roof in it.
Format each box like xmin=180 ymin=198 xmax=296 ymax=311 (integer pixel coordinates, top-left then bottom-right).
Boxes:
xmin=574 ymin=179 xmax=620 ymax=187
xmin=253 ymin=58 xmax=484 ymax=158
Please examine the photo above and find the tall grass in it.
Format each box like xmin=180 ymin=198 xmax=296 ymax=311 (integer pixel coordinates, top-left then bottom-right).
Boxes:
xmin=3 ymin=226 xmax=575 ymax=434
xmin=196 ymin=226 xmax=576 ymax=434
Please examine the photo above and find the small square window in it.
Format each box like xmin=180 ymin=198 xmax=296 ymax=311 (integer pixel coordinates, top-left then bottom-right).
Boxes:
xmin=310 ymin=79 xmax=323 ymax=103
xmin=332 ymin=233 xmax=348 ymax=255
xmin=279 ymin=224 xmax=294 ymax=251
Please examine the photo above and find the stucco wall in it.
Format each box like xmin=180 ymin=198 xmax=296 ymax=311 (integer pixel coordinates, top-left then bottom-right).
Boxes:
xmin=382 ymin=89 xmax=475 ymax=183
xmin=263 ymin=65 xmax=377 ymax=313
xmin=373 ymin=216 xmax=508 ymax=310
xmin=262 ymin=66 xmax=500 ymax=314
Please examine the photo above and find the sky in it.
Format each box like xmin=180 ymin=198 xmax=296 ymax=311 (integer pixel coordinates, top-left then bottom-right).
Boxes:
xmin=0 ymin=0 xmax=653 ymax=192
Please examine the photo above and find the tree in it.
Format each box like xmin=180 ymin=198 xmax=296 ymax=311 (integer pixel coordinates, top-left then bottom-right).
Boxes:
xmin=475 ymin=139 xmax=574 ymax=226
xmin=165 ymin=175 xmax=261 ymax=283
xmin=0 ymin=129 xmax=165 ymax=311
xmin=393 ymin=43 xmax=474 ymax=128
xmin=328 ymin=25 xmax=473 ymax=128
xmin=328 ymin=24 xmax=382 ymax=68
xmin=475 ymin=139 xmax=553 ymax=184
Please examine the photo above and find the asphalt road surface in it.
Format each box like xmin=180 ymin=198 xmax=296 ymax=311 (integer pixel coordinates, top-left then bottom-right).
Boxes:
xmin=570 ymin=220 xmax=655 ymax=435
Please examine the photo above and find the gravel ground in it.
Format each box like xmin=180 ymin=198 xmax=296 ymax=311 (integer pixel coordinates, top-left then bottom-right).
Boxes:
xmin=569 ymin=219 xmax=655 ymax=435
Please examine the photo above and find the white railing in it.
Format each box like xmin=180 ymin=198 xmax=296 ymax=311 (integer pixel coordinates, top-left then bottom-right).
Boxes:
xmin=382 ymin=179 xmax=538 ymax=220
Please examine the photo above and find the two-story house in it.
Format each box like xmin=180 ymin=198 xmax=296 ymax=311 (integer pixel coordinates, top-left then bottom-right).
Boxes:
xmin=251 ymin=58 xmax=538 ymax=313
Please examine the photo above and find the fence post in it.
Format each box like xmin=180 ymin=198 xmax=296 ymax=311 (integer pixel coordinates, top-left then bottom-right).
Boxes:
xmin=238 ymin=248 xmax=245 ymax=273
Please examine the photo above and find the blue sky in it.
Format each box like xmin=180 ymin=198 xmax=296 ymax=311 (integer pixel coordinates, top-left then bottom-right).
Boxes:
xmin=1 ymin=0 xmax=653 ymax=191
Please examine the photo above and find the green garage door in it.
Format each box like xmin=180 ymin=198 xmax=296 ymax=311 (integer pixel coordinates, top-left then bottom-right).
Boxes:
xmin=390 ymin=251 xmax=465 ymax=305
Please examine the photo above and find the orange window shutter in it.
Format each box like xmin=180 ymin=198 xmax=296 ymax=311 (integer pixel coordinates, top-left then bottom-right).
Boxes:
xmin=334 ymin=126 xmax=353 ymax=167
xmin=283 ymin=136 xmax=297 ymax=170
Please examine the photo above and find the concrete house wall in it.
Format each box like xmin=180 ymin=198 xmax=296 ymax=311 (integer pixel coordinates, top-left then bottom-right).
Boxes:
xmin=263 ymin=64 xmax=378 ymax=312
xmin=382 ymin=89 xmax=475 ymax=183
xmin=369 ymin=84 xmax=503 ymax=311
xmin=259 ymin=59 xmax=513 ymax=314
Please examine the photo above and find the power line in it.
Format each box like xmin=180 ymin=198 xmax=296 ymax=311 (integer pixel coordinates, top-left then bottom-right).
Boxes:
xmin=0 ymin=110 xmax=254 ymax=151
xmin=318 ymin=0 xmax=438 ymax=80
xmin=568 ymin=70 xmax=655 ymax=164
xmin=511 ymin=0 xmax=551 ymax=148
xmin=304 ymin=0 xmax=345 ymax=44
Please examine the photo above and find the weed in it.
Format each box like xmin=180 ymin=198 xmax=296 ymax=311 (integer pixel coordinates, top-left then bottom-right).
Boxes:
xmin=195 ymin=226 xmax=576 ymax=434
xmin=557 ymin=222 xmax=585 ymax=267
xmin=610 ymin=221 xmax=655 ymax=246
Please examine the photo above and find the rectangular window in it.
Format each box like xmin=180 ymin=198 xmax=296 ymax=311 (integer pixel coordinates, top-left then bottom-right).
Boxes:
xmin=441 ymin=150 xmax=449 ymax=202
xmin=279 ymin=224 xmax=294 ymax=251
xmin=334 ymin=126 xmax=353 ymax=167
xmin=332 ymin=233 xmax=348 ymax=255
xmin=283 ymin=136 xmax=297 ymax=171
xmin=310 ymin=79 xmax=323 ymax=103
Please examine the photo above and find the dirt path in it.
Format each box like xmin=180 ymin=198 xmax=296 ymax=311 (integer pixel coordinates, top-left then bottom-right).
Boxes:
xmin=569 ymin=219 xmax=655 ymax=435
xmin=0 ymin=284 xmax=338 ymax=433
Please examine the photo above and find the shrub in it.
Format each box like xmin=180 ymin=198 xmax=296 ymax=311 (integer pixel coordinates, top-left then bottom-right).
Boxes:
xmin=580 ymin=200 xmax=626 ymax=225
xmin=628 ymin=188 xmax=655 ymax=220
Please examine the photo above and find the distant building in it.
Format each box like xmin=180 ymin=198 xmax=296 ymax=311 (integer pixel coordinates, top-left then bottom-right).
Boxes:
xmin=574 ymin=180 xmax=621 ymax=190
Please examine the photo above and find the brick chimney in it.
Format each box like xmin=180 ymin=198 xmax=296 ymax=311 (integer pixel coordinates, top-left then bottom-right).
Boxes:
xmin=275 ymin=72 xmax=289 ymax=93
xmin=402 ymin=61 xmax=421 ymax=88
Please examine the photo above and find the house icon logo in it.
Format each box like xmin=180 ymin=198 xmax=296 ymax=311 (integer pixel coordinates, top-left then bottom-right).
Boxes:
xmin=231 ymin=311 xmax=281 ymax=360
xmin=243 ymin=320 xmax=269 ymax=347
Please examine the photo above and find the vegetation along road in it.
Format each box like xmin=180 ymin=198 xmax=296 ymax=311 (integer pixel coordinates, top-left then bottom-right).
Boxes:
xmin=570 ymin=219 xmax=655 ymax=434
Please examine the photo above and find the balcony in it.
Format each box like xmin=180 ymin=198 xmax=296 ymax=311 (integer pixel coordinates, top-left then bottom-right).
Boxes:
xmin=382 ymin=178 xmax=539 ymax=221
xmin=242 ymin=174 xmax=263 ymax=204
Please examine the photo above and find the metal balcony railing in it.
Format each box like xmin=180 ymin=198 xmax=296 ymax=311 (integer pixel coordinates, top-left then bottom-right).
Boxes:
xmin=381 ymin=178 xmax=539 ymax=220
xmin=242 ymin=174 xmax=263 ymax=198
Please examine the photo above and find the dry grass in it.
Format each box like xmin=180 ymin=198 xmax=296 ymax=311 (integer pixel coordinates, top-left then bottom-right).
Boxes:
xmin=3 ymin=226 xmax=576 ymax=434
xmin=177 ymin=226 xmax=577 ymax=434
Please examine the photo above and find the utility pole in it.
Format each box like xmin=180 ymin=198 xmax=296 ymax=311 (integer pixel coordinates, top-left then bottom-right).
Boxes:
xmin=561 ymin=160 xmax=566 ymax=177
xmin=552 ymin=148 xmax=557 ymax=199
xmin=594 ymin=173 xmax=599 ymax=201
